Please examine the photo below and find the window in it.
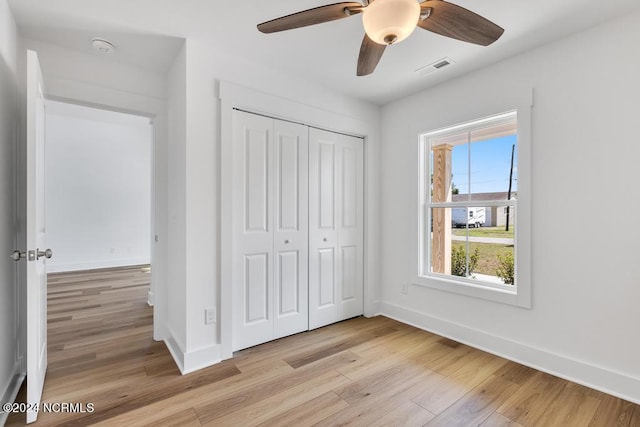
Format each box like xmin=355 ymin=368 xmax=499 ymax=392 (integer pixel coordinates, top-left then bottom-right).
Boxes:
xmin=418 ymin=110 xmax=529 ymax=306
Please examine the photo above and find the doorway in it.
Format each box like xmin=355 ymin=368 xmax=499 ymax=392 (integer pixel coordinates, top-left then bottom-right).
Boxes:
xmin=43 ymin=100 xmax=156 ymax=355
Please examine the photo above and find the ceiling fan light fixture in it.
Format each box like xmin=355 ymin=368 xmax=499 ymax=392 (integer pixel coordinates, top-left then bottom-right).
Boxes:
xmin=362 ymin=0 xmax=420 ymax=45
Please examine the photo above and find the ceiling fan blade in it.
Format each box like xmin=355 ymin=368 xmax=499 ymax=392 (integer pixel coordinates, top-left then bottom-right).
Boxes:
xmin=258 ymin=2 xmax=363 ymax=34
xmin=418 ymin=1 xmax=504 ymax=46
xmin=357 ymin=34 xmax=386 ymax=76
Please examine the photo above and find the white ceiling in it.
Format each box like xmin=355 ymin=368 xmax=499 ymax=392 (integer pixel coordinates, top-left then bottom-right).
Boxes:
xmin=8 ymin=0 xmax=640 ymax=105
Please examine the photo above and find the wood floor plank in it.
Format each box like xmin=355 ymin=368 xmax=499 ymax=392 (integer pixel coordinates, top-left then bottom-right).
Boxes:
xmin=201 ymin=369 xmax=351 ymax=426
xmin=533 ymin=382 xmax=602 ymax=426
xmin=492 ymin=361 xmax=538 ymax=386
xmin=62 ymin=362 xmax=242 ymax=425
xmin=96 ymin=363 xmax=296 ymax=426
xmin=368 ymin=400 xmax=436 ymax=427
xmin=589 ymin=393 xmax=640 ymax=427
xmin=194 ymin=351 xmax=359 ymax=424
xmin=255 ymin=392 xmax=349 ymax=427
xmin=412 ymin=347 xmax=509 ymax=415
xmin=425 ymin=375 xmax=520 ymax=427
xmin=496 ymin=371 xmax=568 ymax=425
xmin=314 ymin=366 xmax=437 ymax=426
xmin=153 ymin=408 xmax=202 ymax=427
xmin=283 ymin=324 xmax=396 ymax=369
xmin=480 ymin=412 xmax=524 ymax=427
xmin=5 ymin=265 xmax=639 ymax=427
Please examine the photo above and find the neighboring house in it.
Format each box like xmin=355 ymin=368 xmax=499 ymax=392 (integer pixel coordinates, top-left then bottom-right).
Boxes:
xmin=452 ymin=192 xmax=517 ymax=227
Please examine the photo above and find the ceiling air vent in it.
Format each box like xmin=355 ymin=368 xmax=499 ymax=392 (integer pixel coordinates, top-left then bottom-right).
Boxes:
xmin=415 ymin=57 xmax=455 ymax=77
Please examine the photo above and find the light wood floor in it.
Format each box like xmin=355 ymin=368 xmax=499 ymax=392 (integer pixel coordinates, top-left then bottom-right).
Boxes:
xmin=7 ymin=266 xmax=640 ymax=426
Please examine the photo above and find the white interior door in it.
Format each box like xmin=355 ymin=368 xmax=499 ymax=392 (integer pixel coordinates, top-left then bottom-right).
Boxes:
xmin=309 ymin=128 xmax=364 ymax=329
xmin=232 ymin=111 xmax=309 ymax=351
xmin=25 ymin=49 xmax=48 ymax=424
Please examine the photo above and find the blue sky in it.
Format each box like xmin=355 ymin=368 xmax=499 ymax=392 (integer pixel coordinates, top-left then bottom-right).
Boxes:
xmin=451 ymin=134 xmax=517 ymax=194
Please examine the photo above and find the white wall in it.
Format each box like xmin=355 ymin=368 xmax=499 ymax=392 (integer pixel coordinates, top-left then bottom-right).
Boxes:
xmin=0 ymin=0 xmax=21 ymax=418
xmin=45 ymin=101 xmax=151 ymax=272
xmin=378 ymin=10 xmax=640 ymax=403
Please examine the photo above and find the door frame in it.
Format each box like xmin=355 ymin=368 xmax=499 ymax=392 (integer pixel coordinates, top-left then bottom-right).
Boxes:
xmin=45 ymin=96 xmax=160 ymax=316
xmin=219 ymin=81 xmax=381 ymax=359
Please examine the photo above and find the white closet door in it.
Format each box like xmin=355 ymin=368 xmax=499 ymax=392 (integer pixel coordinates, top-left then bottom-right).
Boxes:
xmin=309 ymin=128 xmax=364 ymax=329
xmin=232 ymin=112 xmax=274 ymax=351
xmin=273 ymin=120 xmax=309 ymax=339
xmin=232 ymin=111 xmax=309 ymax=351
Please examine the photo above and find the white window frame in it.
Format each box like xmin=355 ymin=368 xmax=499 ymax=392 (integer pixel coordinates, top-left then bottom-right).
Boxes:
xmin=414 ymin=109 xmax=532 ymax=308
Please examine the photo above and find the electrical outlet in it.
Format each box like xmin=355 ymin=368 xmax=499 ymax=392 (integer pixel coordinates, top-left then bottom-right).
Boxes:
xmin=401 ymin=284 xmax=409 ymax=295
xmin=205 ymin=308 xmax=216 ymax=324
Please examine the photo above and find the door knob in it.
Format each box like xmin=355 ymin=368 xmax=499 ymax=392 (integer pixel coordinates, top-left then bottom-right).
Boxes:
xmin=11 ymin=248 xmax=53 ymax=261
xmin=323 ymin=238 xmax=328 ymax=242
xmin=284 ymin=240 xmax=290 ymax=244
xmin=37 ymin=248 xmax=53 ymax=260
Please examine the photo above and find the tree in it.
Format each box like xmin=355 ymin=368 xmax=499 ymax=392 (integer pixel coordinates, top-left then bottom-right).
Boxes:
xmin=429 ymin=174 xmax=459 ymax=195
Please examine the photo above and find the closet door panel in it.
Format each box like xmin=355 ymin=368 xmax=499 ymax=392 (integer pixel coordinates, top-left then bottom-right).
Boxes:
xmin=309 ymin=128 xmax=339 ymax=329
xmin=232 ymin=111 xmax=275 ymax=351
xmin=274 ymin=120 xmax=308 ymax=338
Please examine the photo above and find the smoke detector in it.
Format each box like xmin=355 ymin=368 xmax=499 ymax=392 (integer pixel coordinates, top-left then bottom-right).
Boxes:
xmin=91 ymin=38 xmax=115 ymax=54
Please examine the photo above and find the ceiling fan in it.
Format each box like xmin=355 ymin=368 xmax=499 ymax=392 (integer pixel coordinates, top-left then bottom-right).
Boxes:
xmin=257 ymin=0 xmax=504 ymax=76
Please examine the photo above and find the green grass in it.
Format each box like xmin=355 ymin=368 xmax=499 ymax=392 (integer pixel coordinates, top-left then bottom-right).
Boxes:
xmin=452 ymin=226 xmax=515 ymax=239
xmin=451 ymin=241 xmax=513 ymax=277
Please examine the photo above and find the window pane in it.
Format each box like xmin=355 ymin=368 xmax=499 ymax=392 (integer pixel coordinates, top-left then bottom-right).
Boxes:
xmin=433 ymin=206 xmax=516 ymax=285
xmin=452 ymin=206 xmax=516 ymax=285
xmin=469 ymin=134 xmax=517 ymax=195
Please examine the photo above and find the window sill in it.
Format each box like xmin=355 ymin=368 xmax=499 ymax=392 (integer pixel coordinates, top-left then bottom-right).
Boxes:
xmin=413 ymin=274 xmax=528 ymax=307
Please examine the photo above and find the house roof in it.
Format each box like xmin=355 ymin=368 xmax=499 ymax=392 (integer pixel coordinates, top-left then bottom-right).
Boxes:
xmin=452 ymin=192 xmax=517 ymax=202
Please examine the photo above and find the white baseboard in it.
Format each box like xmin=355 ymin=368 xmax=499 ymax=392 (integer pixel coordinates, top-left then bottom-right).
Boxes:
xmin=47 ymin=258 xmax=151 ymax=273
xmin=379 ymin=301 xmax=640 ymax=405
xmin=182 ymin=344 xmax=221 ymax=375
xmin=0 ymin=363 xmax=25 ymax=425
xmin=364 ymin=300 xmax=380 ymax=317
xmin=164 ymin=328 xmax=220 ymax=375
xmin=164 ymin=328 xmax=186 ymax=374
